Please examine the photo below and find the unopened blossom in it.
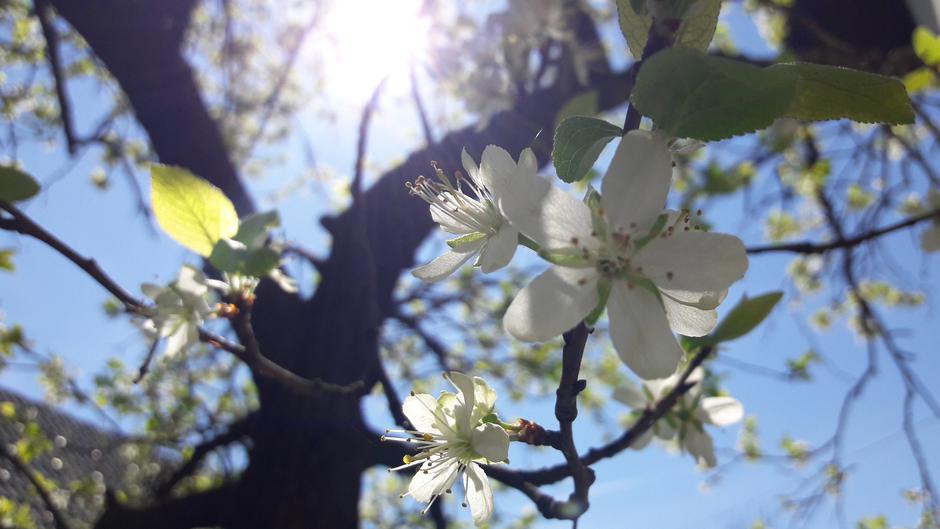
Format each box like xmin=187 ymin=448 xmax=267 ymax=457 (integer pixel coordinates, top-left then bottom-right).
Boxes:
xmin=382 ymin=372 xmax=510 ymax=526
xmin=140 ymin=265 xmax=217 ymax=357
xmin=409 ymin=147 xmax=531 ymax=282
xmin=920 ymin=189 xmax=940 ymax=252
xmin=488 ymin=131 xmax=748 ymax=379
xmin=614 ymin=367 xmax=744 ymax=468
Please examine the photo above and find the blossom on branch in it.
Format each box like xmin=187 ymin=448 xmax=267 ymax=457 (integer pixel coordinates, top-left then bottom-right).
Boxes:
xmin=491 ymin=131 xmax=748 ymax=379
xmin=139 ymin=265 xmax=221 ymax=357
xmin=408 ymin=147 xmax=531 ymax=281
xmin=382 ymin=372 xmax=510 ymax=526
xmin=614 ymin=367 xmax=744 ymax=468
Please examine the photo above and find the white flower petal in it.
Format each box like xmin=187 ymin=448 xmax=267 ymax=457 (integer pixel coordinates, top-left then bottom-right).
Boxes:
xmin=412 ymin=241 xmax=484 ymax=282
xmin=601 ymin=131 xmax=673 ymax=234
xmin=613 ymin=384 xmax=649 ymax=409
xmin=659 ymin=288 xmax=727 ymax=310
xmin=402 ymin=394 xmax=441 ymax=433
xmin=684 ymin=428 xmax=717 ymax=468
xmin=700 ymin=396 xmax=744 ymax=426
xmin=922 ymin=224 xmax=940 ymax=253
xmin=464 ymin=463 xmax=495 ymax=526
xmin=653 ymin=420 xmax=676 ymax=440
xmin=634 ymin=231 xmax=748 ymax=293
xmin=661 ymin=293 xmax=718 ymax=337
xmin=409 ymin=458 xmax=460 ymax=503
xmin=479 ymin=146 xmax=593 ymax=250
xmin=503 ymin=266 xmax=598 ymax=342
xmin=462 ymin=147 xmax=481 ymax=185
xmin=176 ymin=265 xmax=209 ymax=298
xmin=163 ymin=321 xmax=194 ymax=357
xmin=607 ymin=283 xmax=683 ymax=380
xmin=471 ymin=377 xmax=498 ymax=423
xmin=471 ymin=423 xmax=510 ymax=462
xmin=476 ymin=224 xmax=518 ymax=273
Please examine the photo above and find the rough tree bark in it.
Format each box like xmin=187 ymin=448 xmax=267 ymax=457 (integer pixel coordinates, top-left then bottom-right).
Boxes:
xmin=42 ymin=1 xmax=630 ymax=527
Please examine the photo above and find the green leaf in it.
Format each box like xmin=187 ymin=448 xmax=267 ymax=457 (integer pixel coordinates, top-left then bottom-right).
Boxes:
xmin=632 ymin=49 xmax=914 ymax=141
xmin=913 ymin=27 xmax=940 ymax=66
xmin=0 ymin=249 xmax=13 ymax=272
xmin=209 ymin=238 xmax=281 ymax=277
xmin=552 ymin=117 xmax=623 ymax=183
xmin=674 ymin=0 xmax=723 ymax=51
xmin=151 ymin=164 xmax=239 ymax=257
xmin=616 ymin=0 xmax=652 ymax=59
xmin=707 ymin=291 xmax=783 ymax=345
xmin=234 ymin=211 xmax=280 ymax=249
xmin=631 ymin=48 xmax=797 ymax=141
xmin=585 ymin=279 xmax=611 ymax=326
xmin=779 ymin=63 xmax=915 ymax=125
xmin=0 ymin=166 xmax=40 ymax=203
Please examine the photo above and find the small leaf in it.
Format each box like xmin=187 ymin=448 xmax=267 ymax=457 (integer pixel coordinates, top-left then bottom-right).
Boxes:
xmin=674 ymin=0 xmax=723 ymax=52
xmin=707 ymin=291 xmax=783 ymax=345
xmin=0 ymin=166 xmax=40 ymax=203
xmin=616 ymin=0 xmax=652 ymax=59
xmin=555 ymin=90 xmax=599 ymax=130
xmin=151 ymin=164 xmax=239 ymax=257
xmin=552 ymin=117 xmax=623 ymax=183
xmin=779 ymin=63 xmax=915 ymax=125
xmin=234 ymin=210 xmax=280 ymax=249
xmin=0 ymin=249 xmax=13 ymax=272
xmin=209 ymin=238 xmax=281 ymax=278
xmin=913 ymin=27 xmax=940 ymax=66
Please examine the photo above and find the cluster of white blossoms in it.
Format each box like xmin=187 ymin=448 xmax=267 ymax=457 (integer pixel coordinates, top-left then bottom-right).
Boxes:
xmin=139 ymin=265 xmax=225 ymax=357
xmin=614 ymin=367 xmax=744 ymax=467
xmin=382 ymin=372 xmax=510 ymax=526
xmin=412 ymin=131 xmax=748 ymax=380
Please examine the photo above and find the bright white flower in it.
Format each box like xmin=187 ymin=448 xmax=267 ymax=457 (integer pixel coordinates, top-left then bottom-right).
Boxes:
xmin=490 ymin=131 xmax=748 ymax=379
xmin=383 ymin=372 xmax=510 ymax=526
xmin=614 ymin=367 xmax=744 ymax=468
xmin=920 ymin=189 xmax=940 ymax=253
xmin=408 ymin=147 xmax=530 ymax=282
xmin=140 ymin=265 xmax=217 ymax=357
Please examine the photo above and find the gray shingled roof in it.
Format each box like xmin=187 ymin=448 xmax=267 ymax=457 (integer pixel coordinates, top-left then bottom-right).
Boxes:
xmin=0 ymin=388 xmax=128 ymax=528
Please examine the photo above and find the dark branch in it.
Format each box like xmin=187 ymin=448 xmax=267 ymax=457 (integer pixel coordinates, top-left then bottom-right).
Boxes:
xmin=1 ymin=449 xmax=76 ymax=529
xmin=34 ymin=0 xmax=78 ymax=154
xmin=747 ymin=208 xmax=940 ymax=255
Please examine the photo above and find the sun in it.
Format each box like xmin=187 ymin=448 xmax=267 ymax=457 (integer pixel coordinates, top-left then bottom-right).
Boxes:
xmin=320 ymin=0 xmax=429 ymax=101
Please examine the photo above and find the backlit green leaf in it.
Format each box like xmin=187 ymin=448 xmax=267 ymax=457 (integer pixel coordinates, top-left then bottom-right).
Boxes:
xmin=552 ymin=116 xmax=622 ymax=183
xmin=151 ymin=164 xmax=238 ymax=257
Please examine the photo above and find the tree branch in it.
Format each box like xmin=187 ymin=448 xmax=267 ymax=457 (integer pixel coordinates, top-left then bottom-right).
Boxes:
xmin=34 ymin=0 xmax=78 ymax=154
xmin=747 ymin=208 xmax=940 ymax=255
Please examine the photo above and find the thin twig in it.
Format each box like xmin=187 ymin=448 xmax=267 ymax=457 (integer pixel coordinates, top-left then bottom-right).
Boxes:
xmin=410 ymin=66 xmax=434 ymax=145
xmin=34 ymin=0 xmax=77 ymax=154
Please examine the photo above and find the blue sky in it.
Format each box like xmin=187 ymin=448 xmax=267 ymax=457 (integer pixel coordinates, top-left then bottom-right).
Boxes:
xmin=2 ymin=2 xmax=939 ymax=528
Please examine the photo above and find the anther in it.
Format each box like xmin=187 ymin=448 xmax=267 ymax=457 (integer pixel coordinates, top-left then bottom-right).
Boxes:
xmin=666 ymin=272 xmax=674 ymax=280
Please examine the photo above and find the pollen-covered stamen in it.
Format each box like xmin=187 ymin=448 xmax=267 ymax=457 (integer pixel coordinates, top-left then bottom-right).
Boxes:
xmin=406 ymin=164 xmax=501 ymax=235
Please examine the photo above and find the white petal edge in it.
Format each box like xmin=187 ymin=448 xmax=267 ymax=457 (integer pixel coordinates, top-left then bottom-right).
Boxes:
xmin=402 ymin=393 xmax=442 ymax=434
xmin=700 ymin=396 xmax=744 ymax=426
xmin=607 ymin=282 xmax=683 ymax=380
xmin=601 ymin=131 xmax=674 ymax=234
xmin=471 ymin=423 xmax=510 ymax=462
xmin=412 ymin=240 xmax=484 ymax=282
xmin=661 ymin=293 xmax=718 ymax=337
xmin=476 ymin=224 xmax=518 ymax=273
xmin=503 ymin=266 xmax=598 ymax=342
xmin=464 ymin=463 xmax=495 ymax=526
xmin=408 ymin=458 xmax=460 ymax=503
xmin=634 ymin=230 xmax=748 ymax=294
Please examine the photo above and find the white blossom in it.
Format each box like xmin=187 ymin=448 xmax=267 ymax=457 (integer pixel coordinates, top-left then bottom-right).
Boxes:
xmin=490 ymin=131 xmax=748 ymax=379
xmin=383 ymin=372 xmax=509 ymax=526
xmin=409 ymin=147 xmax=529 ymax=282
xmin=614 ymin=367 xmax=744 ymax=468
xmin=139 ymin=265 xmax=218 ymax=357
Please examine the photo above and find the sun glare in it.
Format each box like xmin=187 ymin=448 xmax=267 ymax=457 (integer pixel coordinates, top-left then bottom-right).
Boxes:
xmin=322 ymin=0 xmax=429 ymax=101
